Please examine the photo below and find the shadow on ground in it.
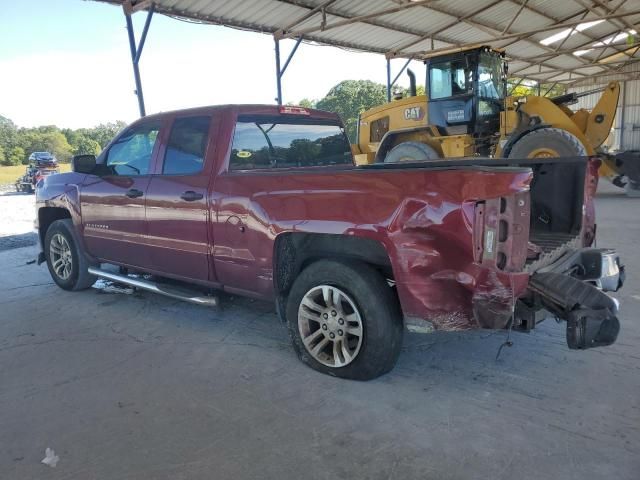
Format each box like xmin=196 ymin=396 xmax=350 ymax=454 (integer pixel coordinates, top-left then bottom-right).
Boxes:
xmin=0 ymin=232 xmax=38 ymax=252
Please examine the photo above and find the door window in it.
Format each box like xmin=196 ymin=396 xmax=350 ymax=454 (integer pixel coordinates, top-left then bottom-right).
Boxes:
xmin=429 ymin=61 xmax=470 ymax=99
xmin=105 ymin=121 xmax=160 ymax=176
xmin=478 ymin=53 xmax=504 ymax=99
xmin=162 ymin=116 xmax=211 ymax=174
xmin=229 ymin=119 xmax=352 ymax=170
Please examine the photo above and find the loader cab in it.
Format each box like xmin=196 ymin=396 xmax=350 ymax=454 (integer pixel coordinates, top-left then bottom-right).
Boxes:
xmin=426 ymin=46 xmax=506 ymax=141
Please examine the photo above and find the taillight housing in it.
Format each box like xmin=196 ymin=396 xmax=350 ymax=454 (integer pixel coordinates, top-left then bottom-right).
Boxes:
xmin=475 ymin=192 xmax=530 ymax=272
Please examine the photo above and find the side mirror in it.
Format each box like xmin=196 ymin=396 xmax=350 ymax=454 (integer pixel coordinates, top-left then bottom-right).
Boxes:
xmin=71 ymin=154 xmax=96 ymax=174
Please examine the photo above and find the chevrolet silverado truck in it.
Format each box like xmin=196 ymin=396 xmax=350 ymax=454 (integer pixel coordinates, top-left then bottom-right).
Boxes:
xmin=35 ymin=105 xmax=624 ymax=380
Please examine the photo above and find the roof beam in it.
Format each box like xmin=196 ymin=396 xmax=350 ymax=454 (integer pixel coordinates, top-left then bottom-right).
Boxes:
xmin=408 ymin=2 xmax=604 ymax=73
xmin=581 ymin=0 xmax=637 ymax=34
xmin=396 ymin=9 xmax=640 ymax=58
xmin=384 ymin=0 xmax=503 ymax=55
xmin=498 ymin=0 xmax=630 ymax=68
xmin=504 ymin=0 xmax=631 ymax=58
xmin=502 ymin=0 xmax=528 ymax=35
xmin=522 ymin=38 xmax=640 ymax=62
xmin=276 ymin=0 xmax=336 ymax=37
xmin=277 ymin=0 xmax=438 ymax=39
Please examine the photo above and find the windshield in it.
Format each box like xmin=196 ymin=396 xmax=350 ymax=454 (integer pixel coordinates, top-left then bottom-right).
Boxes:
xmin=477 ymin=52 xmax=505 ymax=99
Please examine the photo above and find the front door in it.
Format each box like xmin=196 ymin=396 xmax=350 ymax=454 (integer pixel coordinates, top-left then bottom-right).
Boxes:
xmin=80 ymin=119 xmax=161 ymax=268
xmin=145 ymin=114 xmax=215 ymax=282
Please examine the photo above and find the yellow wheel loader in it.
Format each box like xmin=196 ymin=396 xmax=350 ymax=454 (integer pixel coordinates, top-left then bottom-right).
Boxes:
xmin=353 ymin=45 xmax=638 ymax=191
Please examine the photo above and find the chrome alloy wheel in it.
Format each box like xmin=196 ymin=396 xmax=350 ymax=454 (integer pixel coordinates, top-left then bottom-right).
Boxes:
xmin=298 ymin=285 xmax=364 ymax=368
xmin=50 ymin=233 xmax=73 ymax=280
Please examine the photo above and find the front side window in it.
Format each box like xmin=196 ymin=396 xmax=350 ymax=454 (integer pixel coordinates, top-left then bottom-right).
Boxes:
xmin=106 ymin=121 xmax=160 ymax=176
xmin=429 ymin=61 xmax=470 ymax=99
xmin=229 ymin=119 xmax=352 ymax=171
xmin=163 ymin=116 xmax=211 ymax=175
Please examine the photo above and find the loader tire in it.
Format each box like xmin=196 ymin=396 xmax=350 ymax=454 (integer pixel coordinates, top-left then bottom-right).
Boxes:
xmin=384 ymin=141 xmax=440 ymax=163
xmin=508 ymin=128 xmax=587 ymax=159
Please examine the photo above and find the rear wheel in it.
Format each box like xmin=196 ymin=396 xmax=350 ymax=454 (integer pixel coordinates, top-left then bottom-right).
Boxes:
xmin=508 ymin=128 xmax=587 ymax=158
xmin=286 ymin=260 xmax=403 ymax=380
xmin=384 ymin=141 xmax=440 ymax=163
xmin=44 ymin=219 xmax=96 ymax=291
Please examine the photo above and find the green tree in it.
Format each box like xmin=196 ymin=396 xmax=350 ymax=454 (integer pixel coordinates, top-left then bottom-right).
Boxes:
xmin=87 ymin=121 xmax=127 ymax=148
xmin=298 ymin=98 xmax=315 ymax=108
xmin=0 ymin=115 xmax=18 ymax=151
xmin=0 ymin=146 xmax=24 ymax=166
xmin=507 ymin=79 xmax=565 ymax=98
xmin=20 ymin=130 xmax=74 ymax=163
xmin=8 ymin=146 xmax=25 ymax=166
xmin=315 ymin=80 xmax=387 ymax=142
xmin=74 ymin=136 xmax=101 ymax=156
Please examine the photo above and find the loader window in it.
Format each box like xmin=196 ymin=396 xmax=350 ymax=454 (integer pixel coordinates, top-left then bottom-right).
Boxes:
xmin=478 ymin=53 xmax=504 ymax=100
xmin=230 ymin=119 xmax=352 ymax=170
xmin=429 ymin=60 xmax=470 ymax=99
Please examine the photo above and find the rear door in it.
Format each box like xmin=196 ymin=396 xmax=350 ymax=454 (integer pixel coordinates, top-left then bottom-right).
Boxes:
xmin=80 ymin=119 xmax=161 ymax=268
xmin=144 ymin=114 xmax=216 ymax=283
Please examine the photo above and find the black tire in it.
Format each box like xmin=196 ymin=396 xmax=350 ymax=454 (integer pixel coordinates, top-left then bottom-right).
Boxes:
xmin=286 ymin=260 xmax=403 ymax=380
xmin=507 ymin=128 xmax=587 ymax=158
xmin=384 ymin=141 xmax=440 ymax=163
xmin=44 ymin=219 xmax=97 ymax=291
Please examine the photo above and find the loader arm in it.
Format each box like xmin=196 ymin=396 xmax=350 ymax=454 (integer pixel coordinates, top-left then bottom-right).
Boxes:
xmin=584 ymin=81 xmax=620 ymax=150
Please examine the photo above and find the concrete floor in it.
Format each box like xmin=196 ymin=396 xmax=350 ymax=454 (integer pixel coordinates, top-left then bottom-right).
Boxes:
xmin=0 ymin=185 xmax=638 ymax=480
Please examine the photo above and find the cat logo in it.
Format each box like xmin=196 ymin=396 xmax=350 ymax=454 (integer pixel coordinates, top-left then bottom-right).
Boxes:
xmin=403 ymin=106 xmax=424 ymax=121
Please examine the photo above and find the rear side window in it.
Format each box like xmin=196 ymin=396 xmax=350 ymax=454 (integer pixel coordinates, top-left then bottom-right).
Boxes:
xmin=229 ymin=120 xmax=352 ymax=171
xmin=163 ymin=116 xmax=211 ymax=175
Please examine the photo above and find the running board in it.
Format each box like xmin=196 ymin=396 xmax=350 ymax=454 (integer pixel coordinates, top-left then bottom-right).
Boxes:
xmin=88 ymin=267 xmax=218 ymax=307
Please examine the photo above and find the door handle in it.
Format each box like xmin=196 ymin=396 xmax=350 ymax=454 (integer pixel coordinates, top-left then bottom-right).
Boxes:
xmin=125 ymin=188 xmax=144 ymax=198
xmin=180 ymin=190 xmax=204 ymax=202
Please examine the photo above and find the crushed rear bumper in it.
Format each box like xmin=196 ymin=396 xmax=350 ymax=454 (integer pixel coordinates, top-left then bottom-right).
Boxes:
xmin=523 ymin=248 xmax=624 ymax=349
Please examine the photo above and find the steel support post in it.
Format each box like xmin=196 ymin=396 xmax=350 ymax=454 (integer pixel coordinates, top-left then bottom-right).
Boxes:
xmin=124 ymin=5 xmax=154 ymax=117
xmin=275 ymin=39 xmax=283 ymax=105
xmin=386 ymin=58 xmax=391 ymax=102
xmin=274 ymin=36 xmax=303 ymax=105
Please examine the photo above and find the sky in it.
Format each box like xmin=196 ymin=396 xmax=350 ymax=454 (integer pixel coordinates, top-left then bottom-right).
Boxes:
xmin=0 ymin=0 xmax=424 ymax=129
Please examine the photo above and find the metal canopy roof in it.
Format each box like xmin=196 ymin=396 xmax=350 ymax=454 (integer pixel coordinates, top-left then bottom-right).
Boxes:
xmin=94 ymin=0 xmax=640 ymax=85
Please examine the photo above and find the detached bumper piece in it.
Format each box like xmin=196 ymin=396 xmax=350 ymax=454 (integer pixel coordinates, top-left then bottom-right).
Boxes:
xmin=525 ymin=248 xmax=624 ymax=350
xmin=529 ymin=270 xmax=620 ymax=350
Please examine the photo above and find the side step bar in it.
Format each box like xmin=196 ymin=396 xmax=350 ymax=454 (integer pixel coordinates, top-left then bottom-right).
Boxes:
xmin=88 ymin=267 xmax=218 ymax=307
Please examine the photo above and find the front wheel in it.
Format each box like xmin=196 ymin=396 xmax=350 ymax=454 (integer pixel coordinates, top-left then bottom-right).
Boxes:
xmin=44 ymin=219 xmax=96 ymax=291
xmin=383 ymin=141 xmax=440 ymax=163
xmin=507 ymin=128 xmax=587 ymax=158
xmin=286 ymin=260 xmax=403 ymax=380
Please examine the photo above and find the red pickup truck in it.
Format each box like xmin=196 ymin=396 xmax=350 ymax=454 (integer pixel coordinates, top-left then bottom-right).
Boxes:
xmin=35 ymin=105 xmax=624 ymax=380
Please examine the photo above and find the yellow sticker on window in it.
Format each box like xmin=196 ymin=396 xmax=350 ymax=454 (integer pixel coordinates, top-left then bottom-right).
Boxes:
xmin=236 ymin=151 xmax=252 ymax=158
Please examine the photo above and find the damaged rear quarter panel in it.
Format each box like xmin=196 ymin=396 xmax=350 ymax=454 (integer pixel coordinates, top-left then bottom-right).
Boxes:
xmin=215 ymin=165 xmax=533 ymax=330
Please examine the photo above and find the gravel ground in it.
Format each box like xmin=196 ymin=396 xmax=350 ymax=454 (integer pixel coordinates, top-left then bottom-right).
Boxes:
xmin=0 ymin=190 xmax=38 ymax=252
xmin=0 ymin=182 xmax=638 ymax=480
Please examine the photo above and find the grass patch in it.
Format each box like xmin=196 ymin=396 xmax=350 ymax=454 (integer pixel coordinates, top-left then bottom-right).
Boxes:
xmin=0 ymin=164 xmax=71 ymax=186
